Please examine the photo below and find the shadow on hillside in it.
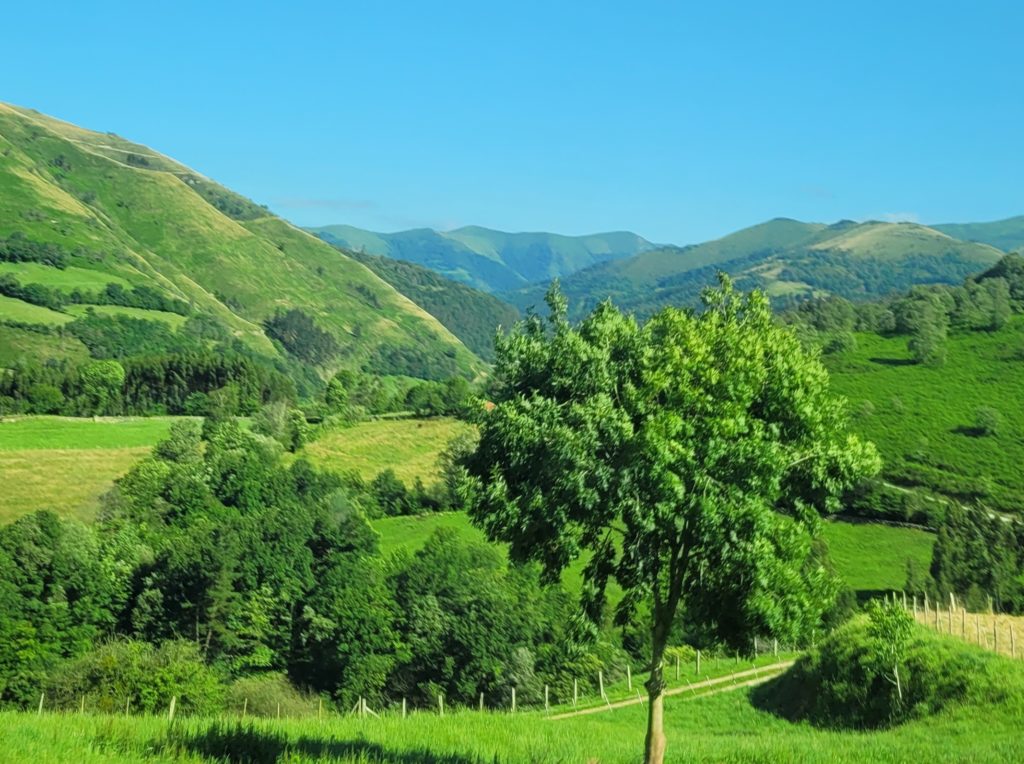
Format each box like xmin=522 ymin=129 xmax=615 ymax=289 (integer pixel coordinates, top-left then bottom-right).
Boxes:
xmin=868 ymin=357 xmax=917 ymax=367
xmin=951 ymin=425 xmax=986 ymax=438
xmin=169 ymin=722 xmax=482 ymax=764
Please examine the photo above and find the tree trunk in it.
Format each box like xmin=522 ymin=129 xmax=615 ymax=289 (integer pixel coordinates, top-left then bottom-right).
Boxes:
xmin=644 ymin=625 xmax=668 ymax=764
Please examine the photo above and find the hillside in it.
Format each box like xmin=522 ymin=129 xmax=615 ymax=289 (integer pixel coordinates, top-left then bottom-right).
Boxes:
xmin=506 ymin=218 xmax=1005 ymax=319
xmin=309 ymin=223 xmax=656 ymax=293
xmin=824 ymin=317 xmax=1024 ymax=512
xmin=935 ymin=215 xmax=1024 ymax=253
xmin=0 ymin=103 xmax=481 ymax=383
xmin=340 ymin=248 xmax=519 ymax=360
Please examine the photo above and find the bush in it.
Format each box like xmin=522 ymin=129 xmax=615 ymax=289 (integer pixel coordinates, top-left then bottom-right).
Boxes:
xmin=44 ymin=639 xmax=225 ymax=715
xmin=975 ymin=406 xmax=1002 ymax=437
xmin=752 ymin=616 xmax=1017 ymax=729
xmin=225 ymin=673 xmax=317 ymax=717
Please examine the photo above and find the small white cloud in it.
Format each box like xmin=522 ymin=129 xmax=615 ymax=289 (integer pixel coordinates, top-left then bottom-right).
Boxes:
xmin=879 ymin=211 xmax=920 ymax=223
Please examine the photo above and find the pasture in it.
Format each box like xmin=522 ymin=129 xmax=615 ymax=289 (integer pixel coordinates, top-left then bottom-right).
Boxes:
xmin=0 ymin=416 xmax=177 ymax=523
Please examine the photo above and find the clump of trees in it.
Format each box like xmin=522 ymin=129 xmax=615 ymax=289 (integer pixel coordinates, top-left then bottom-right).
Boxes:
xmin=0 ymin=419 xmax=622 ymax=712
xmin=264 ymin=308 xmax=340 ymax=367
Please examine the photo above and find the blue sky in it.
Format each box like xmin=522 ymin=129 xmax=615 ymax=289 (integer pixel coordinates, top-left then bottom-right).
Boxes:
xmin=5 ymin=1 xmax=1022 ymax=244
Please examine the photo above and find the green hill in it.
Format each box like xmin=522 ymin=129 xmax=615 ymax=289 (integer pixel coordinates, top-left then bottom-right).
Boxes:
xmin=935 ymin=215 xmax=1024 ymax=253
xmin=506 ymin=218 xmax=1005 ymax=319
xmin=309 ymin=223 xmax=656 ymax=293
xmin=339 ymin=248 xmax=519 ymax=360
xmin=0 ymin=103 xmax=481 ymax=382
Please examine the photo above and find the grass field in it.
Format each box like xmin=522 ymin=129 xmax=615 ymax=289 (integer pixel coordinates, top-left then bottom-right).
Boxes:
xmin=0 ymin=293 xmax=73 ymax=324
xmin=0 ymin=261 xmax=131 ymax=289
xmin=819 ymin=520 xmax=934 ymax=594
xmin=65 ymin=303 xmax=189 ymax=328
xmin=375 ymin=512 xmax=933 ymax=601
xmin=301 ymin=418 xmax=473 ymax=484
xmin=2 ymin=663 xmax=1022 ymax=762
xmin=826 ymin=318 xmax=1024 ymax=511
xmin=0 ymin=416 xmax=177 ymax=523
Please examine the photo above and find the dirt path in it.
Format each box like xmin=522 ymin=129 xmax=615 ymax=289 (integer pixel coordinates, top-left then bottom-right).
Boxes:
xmin=548 ymin=660 xmax=794 ymax=720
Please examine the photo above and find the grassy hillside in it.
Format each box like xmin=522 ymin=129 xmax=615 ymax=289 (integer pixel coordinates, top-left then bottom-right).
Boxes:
xmin=825 ymin=317 xmax=1024 ymax=511
xmin=0 ymin=103 xmax=480 ymax=380
xmin=0 ymin=416 xmax=176 ymax=523
xmin=311 ymin=223 xmax=655 ymax=293
xmin=342 ymin=248 xmax=520 ymax=360
xmin=935 ymin=215 xmax=1024 ymax=253
xmin=508 ymin=218 xmax=1005 ymax=319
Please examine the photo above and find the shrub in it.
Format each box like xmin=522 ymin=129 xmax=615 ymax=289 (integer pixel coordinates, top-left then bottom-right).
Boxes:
xmin=225 ymin=673 xmax=317 ymax=717
xmin=44 ymin=639 xmax=225 ymax=715
xmin=975 ymin=406 xmax=1002 ymax=437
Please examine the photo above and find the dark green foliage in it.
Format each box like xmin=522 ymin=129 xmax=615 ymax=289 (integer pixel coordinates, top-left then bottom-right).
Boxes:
xmin=182 ymin=175 xmax=268 ymax=221
xmin=929 ymin=504 xmax=1024 ymax=613
xmin=347 ymin=249 xmax=519 ymax=360
xmin=0 ymin=232 xmax=69 ymax=268
xmin=976 ymin=254 xmax=1024 ymax=311
xmin=367 ymin=342 xmax=462 ymax=381
xmin=264 ymin=308 xmax=340 ymax=367
xmin=67 ymin=313 xmax=192 ymax=359
xmin=0 ymin=273 xmax=65 ymax=310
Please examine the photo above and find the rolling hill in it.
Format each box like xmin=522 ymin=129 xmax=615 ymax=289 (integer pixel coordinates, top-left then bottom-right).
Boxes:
xmin=0 ymin=103 xmax=481 ymax=381
xmin=934 ymin=215 xmax=1024 ymax=254
xmin=309 ymin=223 xmax=656 ymax=293
xmin=506 ymin=218 xmax=1006 ymax=319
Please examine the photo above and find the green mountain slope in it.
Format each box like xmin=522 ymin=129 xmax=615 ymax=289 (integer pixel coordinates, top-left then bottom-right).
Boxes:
xmin=0 ymin=103 xmax=480 ymax=380
xmin=309 ymin=223 xmax=656 ymax=293
xmin=507 ymin=218 xmax=1005 ymax=318
xmin=934 ymin=215 xmax=1024 ymax=253
xmin=339 ymin=247 xmax=520 ymax=360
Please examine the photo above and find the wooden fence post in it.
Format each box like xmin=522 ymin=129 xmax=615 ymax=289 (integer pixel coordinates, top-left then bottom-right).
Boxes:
xmin=242 ymin=698 xmax=248 ymax=718
xmin=438 ymin=694 xmax=444 ymax=717
xmin=37 ymin=693 xmax=44 ymax=716
xmin=598 ymin=670 xmax=605 ymax=700
xmin=544 ymin=685 xmax=549 ymax=713
xmin=479 ymin=692 xmax=484 ymax=712
xmin=277 ymin=702 xmax=280 ymax=719
xmin=675 ymin=653 xmax=680 ymax=681
xmin=627 ymin=664 xmax=632 ymax=692
xmin=511 ymin=687 xmax=516 ymax=713
xmin=402 ymin=698 xmax=407 ymax=718
xmin=696 ymin=649 xmax=701 ymax=675
xmin=168 ymin=695 xmax=177 ymax=722
xmin=126 ymin=697 xmax=131 ymax=716
xmin=773 ymin=639 xmax=778 ymax=658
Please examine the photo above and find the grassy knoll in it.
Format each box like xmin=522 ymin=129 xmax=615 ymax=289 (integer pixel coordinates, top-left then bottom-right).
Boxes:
xmin=820 ymin=520 xmax=934 ymax=595
xmin=301 ymin=418 xmax=473 ymax=484
xmin=0 ymin=416 xmax=177 ymax=523
xmin=825 ymin=318 xmax=1024 ymax=512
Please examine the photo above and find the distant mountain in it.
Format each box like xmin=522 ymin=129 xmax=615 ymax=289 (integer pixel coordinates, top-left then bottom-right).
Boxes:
xmin=337 ymin=247 xmax=520 ymax=361
xmin=0 ymin=103 xmax=481 ymax=381
xmin=505 ymin=218 xmax=1006 ymax=319
xmin=933 ymin=215 xmax=1024 ymax=254
xmin=308 ymin=224 xmax=657 ymax=293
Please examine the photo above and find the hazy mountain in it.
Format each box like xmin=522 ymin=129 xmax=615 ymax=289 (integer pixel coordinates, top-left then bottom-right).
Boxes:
xmin=308 ymin=224 xmax=657 ymax=293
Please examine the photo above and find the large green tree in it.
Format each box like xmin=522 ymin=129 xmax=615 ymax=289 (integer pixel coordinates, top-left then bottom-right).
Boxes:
xmin=465 ymin=278 xmax=879 ymax=764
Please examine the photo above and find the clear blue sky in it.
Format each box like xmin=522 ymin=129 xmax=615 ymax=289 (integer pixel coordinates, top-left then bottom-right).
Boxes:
xmin=5 ymin=1 xmax=1022 ymax=244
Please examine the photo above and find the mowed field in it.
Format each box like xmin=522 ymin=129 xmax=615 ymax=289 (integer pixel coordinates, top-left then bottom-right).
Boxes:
xmin=299 ymin=417 xmax=473 ymax=484
xmin=0 ymin=416 xmax=176 ymax=524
